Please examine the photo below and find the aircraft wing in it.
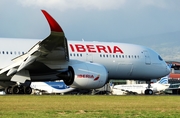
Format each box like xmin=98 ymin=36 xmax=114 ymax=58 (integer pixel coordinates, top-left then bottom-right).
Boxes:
xmin=0 ymin=10 xmax=69 ymax=77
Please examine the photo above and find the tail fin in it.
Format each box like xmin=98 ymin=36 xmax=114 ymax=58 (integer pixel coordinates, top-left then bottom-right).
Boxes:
xmin=158 ymin=76 xmax=169 ymax=84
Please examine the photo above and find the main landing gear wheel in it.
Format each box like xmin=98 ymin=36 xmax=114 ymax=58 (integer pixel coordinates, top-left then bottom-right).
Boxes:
xmin=144 ymin=89 xmax=153 ymax=95
xmin=5 ymin=86 xmax=12 ymax=94
xmin=11 ymin=86 xmax=20 ymax=94
xmin=4 ymin=85 xmax=32 ymax=94
xmin=24 ymin=86 xmax=32 ymax=94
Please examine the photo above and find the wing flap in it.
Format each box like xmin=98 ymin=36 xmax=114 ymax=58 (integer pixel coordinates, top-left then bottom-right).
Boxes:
xmin=11 ymin=70 xmax=30 ymax=83
xmin=7 ymin=68 xmax=18 ymax=76
xmin=17 ymin=53 xmax=40 ymax=72
xmin=0 ymin=61 xmax=22 ymax=75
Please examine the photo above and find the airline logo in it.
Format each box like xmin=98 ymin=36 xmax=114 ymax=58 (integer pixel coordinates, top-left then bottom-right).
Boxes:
xmin=159 ymin=77 xmax=168 ymax=84
xmin=70 ymin=44 xmax=123 ymax=54
xmin=77 ymin=74 xmax=94 ymax=78
xmin=77 ymin=74 xmax=100 ymax=81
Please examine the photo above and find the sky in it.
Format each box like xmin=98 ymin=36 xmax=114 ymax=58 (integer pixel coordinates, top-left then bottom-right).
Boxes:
xmin=0 ymin=0 xmax=180 ymax=61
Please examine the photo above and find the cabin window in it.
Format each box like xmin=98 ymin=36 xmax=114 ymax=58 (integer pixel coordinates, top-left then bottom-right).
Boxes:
xmin=158 ymin=55 xmax=163 ymax=61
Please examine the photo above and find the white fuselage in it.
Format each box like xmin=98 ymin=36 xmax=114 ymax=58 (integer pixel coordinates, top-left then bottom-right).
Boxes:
xmin=0 ymin=38 xmax=170 ymax=81
xmin=30 ymin=81 xmax=75 ymax=94
xmin=112 ymin=83 xmax=170 ymax=95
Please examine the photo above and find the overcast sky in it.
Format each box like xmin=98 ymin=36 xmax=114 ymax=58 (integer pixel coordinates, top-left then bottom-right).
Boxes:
xmin=0 ymin=0 xmax=180 ymax=61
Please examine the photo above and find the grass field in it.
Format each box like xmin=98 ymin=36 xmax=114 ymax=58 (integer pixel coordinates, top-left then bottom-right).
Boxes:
xmin=0 ymin=95 xmax=180 ymax=118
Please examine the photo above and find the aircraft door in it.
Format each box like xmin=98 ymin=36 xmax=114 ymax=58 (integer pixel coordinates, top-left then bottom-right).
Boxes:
xmin=86 ymin=53 xmax=93 ymax=63
xmin=143 ymin=50 xmax=151 ymax=65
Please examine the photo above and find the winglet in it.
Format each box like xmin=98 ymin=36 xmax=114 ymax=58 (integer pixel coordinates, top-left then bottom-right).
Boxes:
xmin=41 ymin=10 xmax=63 ymax=32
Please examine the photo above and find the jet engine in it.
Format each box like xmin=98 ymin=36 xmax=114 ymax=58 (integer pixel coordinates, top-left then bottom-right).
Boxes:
xmin=57 ymin=62 xmax=108 ymax=89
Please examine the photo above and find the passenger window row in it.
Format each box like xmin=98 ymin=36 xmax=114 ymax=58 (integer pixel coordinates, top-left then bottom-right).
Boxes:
xmin=70 ymin=53 xmax=83 ymax=57
xmin=100 ymin=54 xmax=140 ymax=58
xmin=0 ymin=51 xmax=25 ymax=55
xmin=69 ymin=53 xmax=140 ymax=59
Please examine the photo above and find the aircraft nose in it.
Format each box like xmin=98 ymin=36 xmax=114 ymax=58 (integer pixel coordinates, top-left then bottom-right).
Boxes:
xmin=155 ymin=62 xmax=171 ymax=78
xmin=166 ymin=64 xmax=171 ymax=74
xmin=162 ymin=63 xmax=171 ymax=76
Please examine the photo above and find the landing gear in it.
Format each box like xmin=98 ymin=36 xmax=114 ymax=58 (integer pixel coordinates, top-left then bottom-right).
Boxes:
xmin=5 ymin=85 xmax=32 ymax=94
xmin=144 ymin=80 xmax=153 ymax=95
xmin=5 ymin=86 xmax=12 ymax=94
xmin=144 ymin=89 xmax=153 ymax=95
xmin=11 ymin=85 xmax=20 ymax=94
xmin=24 ymin=86 xmax=32 ymax=94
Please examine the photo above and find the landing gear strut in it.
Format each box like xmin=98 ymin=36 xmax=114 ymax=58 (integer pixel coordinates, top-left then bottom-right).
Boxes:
xmin=144 ymin=80 xmax=153 ymax=95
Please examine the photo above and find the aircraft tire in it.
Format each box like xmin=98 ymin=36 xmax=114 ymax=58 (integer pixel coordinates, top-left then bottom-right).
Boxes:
xmin=144 ymin=89 xmax=148 ymax=95
xmin=144 ymin=89 xmax=153 ymax=95
xmin=5 ymin=86 xmax=12 ymax=94
xmin=18 ymin=85 xmax=25 ymax=94
xmin=11 ymin=85 xmax=20 ymax=94
xmin=148 ymin=89 xmax=153 ymax=95
xmin=24 ymin=86 xmax=32 ymax=94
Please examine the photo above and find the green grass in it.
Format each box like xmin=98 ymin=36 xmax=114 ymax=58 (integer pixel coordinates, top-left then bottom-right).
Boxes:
xmin=0 ymin=95 xmax=180 ymax=118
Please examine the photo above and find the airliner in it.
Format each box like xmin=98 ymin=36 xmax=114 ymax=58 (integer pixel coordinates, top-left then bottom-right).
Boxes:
xmin=112 ymin=71 xmax=170 ymax=95
xmin=30 ymin=81 xmax=75 ymax=95
xmin=0 ymin=10 xmax=170 ymax=94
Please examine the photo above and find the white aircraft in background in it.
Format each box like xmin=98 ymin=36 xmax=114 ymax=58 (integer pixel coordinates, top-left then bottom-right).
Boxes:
xmin=30 ymin=81 xmax=75 ymax=95
xmin=0 ymin=10 xmax=170 ymax=94
xmin=112 ymin=74 xmax=170 ymax=95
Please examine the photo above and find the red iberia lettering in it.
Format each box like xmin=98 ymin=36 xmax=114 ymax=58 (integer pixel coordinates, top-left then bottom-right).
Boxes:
xmin=86 ymin=45 xmax=96 ymax=52
xmin=107 ymin=46 xmax=112 ymax=53
xmin=75 ymin=44 xmax=86 ymax=52
xmin=77 ymin=74 xmax=94 ymax=78
xmin=70 ymin=44 xmax=75 ymax=52
xmin=113 ymin=46 xmax=123 ymax=53
xmin=96 ymin=45 xmax=108 ymax=53
xmin=69 ymin=44 xmax=124 ymax=54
